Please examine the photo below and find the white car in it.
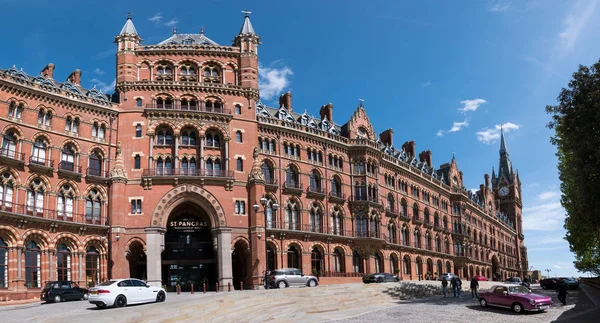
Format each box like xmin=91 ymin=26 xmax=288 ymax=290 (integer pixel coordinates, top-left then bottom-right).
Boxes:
xmin=88 ymin=278 xmax=166 ymax=308
xmin=439 ymin=273 xmax=458 ymax=281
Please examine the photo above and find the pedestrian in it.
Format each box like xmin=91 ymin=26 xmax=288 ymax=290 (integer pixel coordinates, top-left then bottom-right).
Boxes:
xmin=470 ymin=276 xmax=479 ymax=298
xmin=441 ymin=277 xmax=448 ymax=298
xmin=450 ymin=276 xmax=458 ymax=298
xmin=456 ymin=276 xmax=462 ymax=298
xmin=557 ymin=281 xmax=569 ymax=305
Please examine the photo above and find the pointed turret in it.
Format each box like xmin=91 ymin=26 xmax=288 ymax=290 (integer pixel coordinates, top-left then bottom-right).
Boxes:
xmin=239 ymin=13 xmax=255 ymax=35
xmin=497 ymin=127 xmax=513 ymax=184
xmin=233 ymin=10 xmax=260 ymax=53
xmin=119 ymin=14 xmax=138 ymax=36
xmin=115 ymin=14 xmax=141 ymax=85
xmin=233 ymin=10 xmax=260 ymax=91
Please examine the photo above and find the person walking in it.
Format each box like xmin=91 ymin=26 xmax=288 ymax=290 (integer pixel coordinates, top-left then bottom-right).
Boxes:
xmin=450 ymin=276 xmax=458 ymax=298
xmin=470 ymin=276 xmax=479 ymax=298
xmin=557 ymin=280 xmax=569 ymax=305
xmin=441 ymin=277 xmax=448 ymax=298
xmin=456 ymin=276 xmax=463 ymax=298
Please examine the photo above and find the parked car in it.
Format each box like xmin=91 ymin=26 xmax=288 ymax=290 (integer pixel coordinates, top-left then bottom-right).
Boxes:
xmin=267 ymin=268 xmax=319 ymax=289
xmin=479 ymin=284 xmax=552 ymax=313
xmin=563 ymin=278 xmax=580 ymax=290
xmin=88 ymin=278 xmax=166 ymax=308
xmin=540 ymin=278 xmax=560 ymax=290
xmin=473 ymin=275 xmax=488 ymax=281
xmin=439 ymin=273 xmax=458 ymax=281
xmin=41 ymin=281 xmax=89 ymax=303
xmin=362 ymin=273 xmax=400 ymax=284
xmin=505 ymin=277 xmax=522 ymax=284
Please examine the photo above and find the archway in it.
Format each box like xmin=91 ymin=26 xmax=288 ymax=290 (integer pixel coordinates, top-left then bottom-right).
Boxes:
xmin=232 ymin=239 xmax=250 ymax=290
xmin=161 ymin=202 xmax=217 ymax=292
xmin=491 ymin=255 xmax=500 ymax=281
xmin=390 ymin=254 xmax=399 ymax=276
xmin=436 ymin=260 xmax=443 ymax=278
xmin=374 ymin=252 xmax=383 ymax=273
xmin=426 ymin=258 xmax=434 ymax=279
xmin=266 ymin=243 xmax=277 ymax=272
xmin=416 ymin=257 xmax=423 ymax=279
xmin=127 ymin=241 xmax=146 ymax=280
xmin=446 ymin=261 xmax=452 ymax=274
xmin=469 ymin=265 xmax=474 ymax=279
xmin=311 ymin=246 xmax=323 ymax=275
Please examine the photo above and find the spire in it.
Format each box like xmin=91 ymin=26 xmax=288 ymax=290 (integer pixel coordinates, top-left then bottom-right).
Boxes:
xmin=497 ymin=126 xmax=513 ymax=184
xmin=119 ymin=14 xmax=138 ymax=35
xmin=492 ymin=166 xmax=496 ymax=179
xmin=239 ymin=10 xmax=255 ymax=34
xmin=499 ymin=126 xmax=508 ymax=154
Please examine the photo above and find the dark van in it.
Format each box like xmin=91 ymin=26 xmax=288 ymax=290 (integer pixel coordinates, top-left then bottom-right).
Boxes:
xmin=40 ymin=281 xmax=89 ymax=303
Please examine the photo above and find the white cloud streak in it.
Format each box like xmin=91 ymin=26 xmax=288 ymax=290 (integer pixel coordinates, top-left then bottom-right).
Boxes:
xmin=90 ymin=79 xmax=116 ymax=93
xmin=436 ymin=130 xmax=444 ymax=137
xmin=165 ymin=18 xmax=179 ymax=27
xmin=476 ymin=122 xmax=520 ymax=144
xmin=449 ymin=120 xmax=469 ymax=133
xmin=539 ymin=191 xmax=561 ymax=201
xmin=258 ymin=63 xmax=293 ymax=101
xmin=558 ymin=0 xmax=598 ymax=51
xmin=93 ymin=68 xmax=105 ymax=76
xmin=459 ymin=99 xmax=486 ymax=113
xmin=422 ymin=81 xmax=431 ymax=87
xmin=149 ymin=13 xmax=163 ymax=24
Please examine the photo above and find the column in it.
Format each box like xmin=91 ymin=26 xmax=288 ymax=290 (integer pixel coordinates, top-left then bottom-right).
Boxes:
xmin=174 ymin=65 xmax=178 ymax=82
xmin=225 ymin=141 xmax=229 ymax=172
xmin=149 ymin=135 xmax=154 ymax=169
xmin=48 ymin=250 xmax=55 ymax=281
xmin=145 ymin=227 xmax=165 ymax=287
xmin=214 ymin=227 xmax=233 ymax=289
xmin=79 ymin=253 xmax=84 ymax=282
xmin=150 ymin=65 xmax=154 ymax=81
xmin=137 ymin=65 xmax=140 ymax=81
xmin=174 ymin=135 xmax=179 ymax=169
xmin=199 ymin=136 xmax=205 ymax=170
xmin=198 ymin=64 xmax=203 ymax=83
xmin=221 ymin=67 xmax=226 ymax=84
xmin=16 ymin=246 xmax=22 ymax=280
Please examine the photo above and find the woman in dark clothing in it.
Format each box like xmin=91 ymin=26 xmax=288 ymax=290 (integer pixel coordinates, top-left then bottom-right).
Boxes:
xmin=470 ymin=277 xmax=479 ymax=298
xmin=557 ymin=281 xmax=569 ymax=305
xmin=442 ymin=278 xmax=448 ymax=298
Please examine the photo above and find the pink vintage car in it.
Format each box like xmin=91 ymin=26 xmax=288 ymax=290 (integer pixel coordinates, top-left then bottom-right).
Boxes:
xmin=478 ymin=284 xmax=552 ymax=313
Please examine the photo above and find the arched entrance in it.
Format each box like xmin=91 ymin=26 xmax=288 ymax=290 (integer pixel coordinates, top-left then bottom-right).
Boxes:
xmin=426 ymin=258 xmax=434 ymax=279
xmin=416 ymin=257 xmax=423 ymax=279
xmin=390 ymin=254 xmax=399 ymax=275
xmin=403 ymin=255 xmax=411 ymax=279
xmin=436 ymin=260 xmax=443 ymax=278
xmin=161 ymin=202 xmax=217 ymax=291
xmin=311 ymin=247 xmax=323 ymax=275
xmin=127 ymin=241 xmax=146 ymax=280
xmin=232 ymin=239 xmax=251 ymax=290
xmin=266 ymin=243 xmax=277 ymax=272
xmin=491 ymin=255 xmax=500 ymax=281
xmin=446 ymin=261 xmax=452 ymax=274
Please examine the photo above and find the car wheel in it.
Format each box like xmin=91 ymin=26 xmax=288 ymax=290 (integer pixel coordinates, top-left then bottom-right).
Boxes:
xmin=114 ymin=295 xmax=127 ymax=308
xmin=308 ymin=280 xmax=317 ymax=287
xmin=53 ymin=295 xmax=62 ymax=303
xmin=479 ymin=298 xmax=487 ymax=307
xmin=278 ymin=281 xmax=287 ymax=289
xmin=377 ymin=278 xmax=383 ymax=283
xmin=95 ymin=304 xmax=106 ymax=309
xmin=156 ymin=291 xmax=166 ymax=303
xmin=82 ymin=293 xmax=89 ymax=300
xmin=512 ymin=303 xmax=523 ymax=313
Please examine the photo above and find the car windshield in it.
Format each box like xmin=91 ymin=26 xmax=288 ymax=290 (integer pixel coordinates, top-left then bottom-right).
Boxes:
xmin=42 ymin=282 xmax=59 ymax=291
xmin=97 ymin=280 xmax=117 ymax=286
xmin=509 ymin=286 xmax=530 ymax=294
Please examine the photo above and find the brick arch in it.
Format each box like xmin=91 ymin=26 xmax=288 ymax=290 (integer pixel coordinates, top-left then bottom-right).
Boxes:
xmin=231 ymin=236 xmax=250 ymax=250
xmin=7 ymin=97 xmax=27 ymax=107
xmin=83 ymin=236 xmax=107 ymax=254
xmin=53 ymin=233 xmax=82 ymax=251
xmin=125 ymin=237 xmax=146 ymax=252
xmin=283 ymin=195 xmax=303 ymax=212
xmin=0 ymin=225 xmax=20 ymax=247
xmin=31 ymin=132 xmax=54 ymax=146
xmin=83 ymin=185 xmax=108 ymax=201
xmin=200 ymin=124 xmax=230 ymax=140
xmin=201 ymin=59 xmax=226 ymax=68
xmin=284 ymin=240 xmax=305 ymax=253
xmin=175 ymin=58 xmax=202 ymax=66
xmin=151 ymin=184 xmax=227 ymax=228
xmin=24 ymin=173 xmax=51 ymax=190
xmin=2 ymin=124 xmax=24 ymax=139
xmin=331 ymin=244 xmax=350 ymax=256
xmin=88 ymin=145 xmax=107 ymax=158
xmin=309 ymin=242 xmax=327 ymax=254
xmin=60 ymin=138 xmax=82 ymax=153
xmin=21 ymin=230 xmax=50 ymax=249
xmin=177 ymin=121 xmax=202 ymax=134
xmin=148 ymin=120 xmax=177 ymax=135
xmin=203 ymin=94 xmax=227 ymax=104
xmin=0 ymin=167 xmax=21 ymax=184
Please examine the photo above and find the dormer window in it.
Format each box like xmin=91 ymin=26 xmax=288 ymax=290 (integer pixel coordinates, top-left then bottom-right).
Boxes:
xmin=183 ymin=39 xmax=194 ymax=45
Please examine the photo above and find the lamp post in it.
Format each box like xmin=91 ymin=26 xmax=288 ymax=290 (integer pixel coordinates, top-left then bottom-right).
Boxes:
xmin=544 ymin=268 xmax=551 ymax=279
xmin=253 ymin=197 xmax=279 ymax=289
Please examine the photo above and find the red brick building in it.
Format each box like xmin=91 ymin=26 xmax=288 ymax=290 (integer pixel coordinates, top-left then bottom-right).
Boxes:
xmin=0 ymin=14 xmax=527 ymax=300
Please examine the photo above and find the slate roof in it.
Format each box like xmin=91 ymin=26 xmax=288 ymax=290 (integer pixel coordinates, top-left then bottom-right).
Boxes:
xmin=239 ymin=15 xmax=255 ymax=34
xmin=158 ymin=33 xmax=219 ymax=46
xmin=119 ymin=17 xmax=138 ymax=35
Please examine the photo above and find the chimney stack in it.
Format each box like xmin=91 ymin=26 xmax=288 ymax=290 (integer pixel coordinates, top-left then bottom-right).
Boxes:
xmin=279 ymin=91 xmax=292 ymax=111
xmin=319 ymin=102 xmax=333 ymax=122
xmin=379 ymin=129 xmax=393 ymax=146
xmin=484 ymin=174 xmax=490 ymax=189
xmin=67 ymin=69 xmax=82 ymax=86
xmin=418 ymin=150 xmax=432 ymax=167
xmin=402 ymin=140 xmax=416 ymax=157
xmin=41 ymin=63 xmax=55 ymax=79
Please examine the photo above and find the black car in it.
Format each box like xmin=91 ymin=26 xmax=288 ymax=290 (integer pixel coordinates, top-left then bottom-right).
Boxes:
xmin=362 ymin=273 xmax=399 ymax=284
xmin=40 ymin=281 xmax=89 ymax=303
xmin=540 ymin=278 xmax=560 ymax=290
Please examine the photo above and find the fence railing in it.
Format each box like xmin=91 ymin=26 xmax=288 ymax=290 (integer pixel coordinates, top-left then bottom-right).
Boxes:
xmin=142 ymin=168 xmax=235 ymax=178
xmin=0 ymin=203 xmax=108 ymax=226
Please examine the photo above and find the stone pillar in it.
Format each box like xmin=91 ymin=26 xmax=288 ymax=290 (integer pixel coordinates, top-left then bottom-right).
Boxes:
xmin=213 ymin=227 xmax=233 ymax=289
xmin=225 ymin=141 xmax=230 ymax=172
xmin=174 ymin=135 xmax=179 ymax=168
xmin=48 ymin=250 xmax=54 ymax=281
xmin=145 ymin=227 xmax=166 ymax=287
xmin=200 ymin=136 xmax=205 ymax=170
xmin=16 ymin=246 xmax=22 ymax=280
xmin=79 ymin=253 xmax=84 ymax=282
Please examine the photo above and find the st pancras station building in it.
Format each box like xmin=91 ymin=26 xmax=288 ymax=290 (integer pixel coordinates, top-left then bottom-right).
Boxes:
xmin=0 ymin=13 xmax=528 ymax=300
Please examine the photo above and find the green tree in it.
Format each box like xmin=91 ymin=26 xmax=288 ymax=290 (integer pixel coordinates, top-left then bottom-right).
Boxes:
xmin=546 ymin=59 xmax=600 ymax=276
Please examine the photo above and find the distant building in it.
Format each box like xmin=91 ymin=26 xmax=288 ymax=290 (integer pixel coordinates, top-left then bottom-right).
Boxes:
xmin=0 ymin=13 xmax=528 ymax=300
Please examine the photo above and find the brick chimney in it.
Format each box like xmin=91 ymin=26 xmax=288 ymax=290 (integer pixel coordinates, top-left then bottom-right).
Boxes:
xmin=402 ymin=141 xmax=416 ymax=157
xmin=41 ymin=63 xmax=55 ymax=79
xmin=379 ymin=129 xmax=393 ymax=146
xmin=418 ymin=150 xmax=432 ymax=167
xmin=484 ymin=174 xmax=490 ymax=189
xmin=67 ymin=69 xmax=82 ymax=86
xmin=319 ymin=103 xmax=333 ymax=121
xmin=279 ymin=91 xmax=292 ymax=112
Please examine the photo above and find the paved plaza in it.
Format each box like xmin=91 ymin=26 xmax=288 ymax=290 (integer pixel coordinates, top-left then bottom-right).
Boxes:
xmin=0 ymin=282 xmax=597 ymax=323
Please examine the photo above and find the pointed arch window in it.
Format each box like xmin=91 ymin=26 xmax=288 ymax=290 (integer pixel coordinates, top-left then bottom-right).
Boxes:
xmin=85 ymin=189 xmax=102 ymax=223
xmin=0 ymin=172 xmax=14 ymax=208
xmin=37 ymin=109 xmax=52 ymax=126
xmin=369 ymin=213 xmax=379 ymax=238
xmin=56 ymin=244 xmax=71 ymax=281
xmin=352 ymin=250 xmax=363 ymax=273
xmin=89 ymin=151 xmax=102 ymax=176
xmin=287 ymin=246 xmax=300 ymax=269
xmin=309 ymin=170 xmax=321 ymax=192
xmin=261 ymin=162 xmax=274 ymax=183
xmin=26 ymin=179 xmax=45 ymax=214
xmin=25 ymin=241 xmax=41 ymax=288
xmin=8 ymin=103 xmax=23 ymax=119
xmin=57 ymin=184 xmax=75 ymax=218
xmin=331 ymin=206 xmax=343 ymax=235
xmin=412 ymin=204 xmax=419 ymax=221
xmin=330 ymin=176 xmax=342 ymax=197
xmin=355 ymin=211 xmax=368 ymax=238
xmin=60 ymin=144 xmax=76 ymax=172
xmin=309 ymin=203 xmax=323 ymax=233
xmin=86 ymin=247 xmax=100 ymax=288
xmin=31 ymin=137 xmax=48 ymax=164
xmin=0 ymin=237 xmax=7 ymax=288
xmin=285 ymin=201 xmax=299 ymax=230
xmin=402 ymin=226 xmax=410 ymax=246
xmin=332 ymin=248 xmax=344 ymax=273
xmin=1 ymin=130 xmax=17 ymax=158
xmin=285 ymin=166 xmax=299 ymax=188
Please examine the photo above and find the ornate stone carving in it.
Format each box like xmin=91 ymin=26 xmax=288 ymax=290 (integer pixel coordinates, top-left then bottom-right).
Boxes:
xmin=247 ymin=147 xmax=265 ymax=184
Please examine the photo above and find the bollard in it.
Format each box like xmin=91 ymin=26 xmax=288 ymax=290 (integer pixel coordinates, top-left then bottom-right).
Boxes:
xmin=228 ymin=282 xmax=231 ymax=292
xmin=203 ymin=282 xmax=206 ymax=294
xmin=191 ymin=283 xmax=194 ymax=294
xmin=216 ymin=282 xmax=219 ymax=293
xmin=240 ymin=281 xmax=243 ymax=291
xmin=177 ymin=284 xmax=181 ymax=295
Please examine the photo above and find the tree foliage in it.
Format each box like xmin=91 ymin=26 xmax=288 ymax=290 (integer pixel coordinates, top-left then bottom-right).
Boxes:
xmin=546 ymin=59 xmax=600 ymax=275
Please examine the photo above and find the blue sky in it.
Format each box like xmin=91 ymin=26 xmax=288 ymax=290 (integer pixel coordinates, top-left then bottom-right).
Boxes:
xmin=2 ymin=0 xmax=599 ymax=277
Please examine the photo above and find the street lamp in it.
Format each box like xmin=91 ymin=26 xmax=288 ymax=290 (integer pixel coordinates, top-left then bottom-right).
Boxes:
xmin=254 ymin=197 xmax=279 ymax=289
xmin=544 ymin=268 xmax=551 ymax=279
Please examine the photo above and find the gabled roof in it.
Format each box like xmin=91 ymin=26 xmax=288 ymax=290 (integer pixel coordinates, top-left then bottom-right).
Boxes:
xmin=158 ymin=33 xmax=219 ymax=46
xmin=119 ymin=17 xmax=138 ymax=35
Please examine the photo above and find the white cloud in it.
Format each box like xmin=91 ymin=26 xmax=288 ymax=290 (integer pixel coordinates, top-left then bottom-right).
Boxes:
xmin=258 ymin=63 xmax=294 ymax=101
xmin=422 ymin=81 xmax=431 ymax=87
xmin=527 ymin=237 xmax=566 ymax=247
xmin=523 ymin=201 xmax=565 ymax=231
xmin=448 ymin=120 xmax=469 ymax=133
xmin=553 ymin=265 xmax=562 ymax=269
xmin=93 ymin=68 xmax=105 ymax=76
xmin=476 ymin=122 xmax=520 ymax=144
xmin=489 ymin=0 xmax=511 ymax=12
xmin=436 ymin=130 xmax=444 ymax=137
xmin=459 ymin=99 xmax=486 ymax=113
xmin=539 ymin=191 xmax=561 ymax=201
xmin=165 ymin=18 xmax=179 ymax=27
xmin=90 ymin=79 xmax=116 ymax=93
xmin=149 ymin=13 xmax=163 ymax=24
xmin=558 ymin=0 xmax=598 ymax=51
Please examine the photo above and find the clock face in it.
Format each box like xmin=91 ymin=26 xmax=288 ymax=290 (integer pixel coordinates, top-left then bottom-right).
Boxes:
xmin=499 ymin=187 xmax=509 ymax=197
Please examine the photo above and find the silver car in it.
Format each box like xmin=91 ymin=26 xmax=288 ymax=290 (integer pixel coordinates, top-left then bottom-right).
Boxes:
xmin=440 ymin=273 xmax=458 ymax=281
xmin=267 ymin=268 xmax=319 ymax=289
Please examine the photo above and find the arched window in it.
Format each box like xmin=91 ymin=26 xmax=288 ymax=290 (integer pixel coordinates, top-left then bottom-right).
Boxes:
xmin=311 ymin=247 xmax=323 ymax=275
xmin=86 ymin=247 xmax=100 ymax=288
xmin=57 ymin=184 xmax=75 ymax=218
xmin=434 ymin=213 xmax=440 ymax=228
xmin=309 ymin=202 xmax=323 ymax=233
xmin=401 ymin=200 xmax=408 ymax=217
xmin=89 ymin=151 xmax=102 ymax=176
xmin=403 ymin=256 xmax=411 ymax=276
xmin=136 ymin=98 xmax=143 ymax=107
xmin=0 ymin=237 xmax=7 ymax=288
xmin=387 ymin=194 xmax=395 ymax=212
xmin=424 ymin=209 xmax=430 ymax=225
xmin=413 ymin=230 xmax=421 ymax=248
xmin=85 ymin=189 xmax=102 ymax=223
xmin=235 ymin=104 xmax=242 ymax=115
xmin=25 ymin=241 xmax=41 ymax=288
xmin=263 ymin=196 xmax=277 ymax=228
xmin=355 ymin=211 xmax=368 ymax=237
xmin=374 ymin=253 xmax=382 ymax=273
xmin=309 ymin=170 xmax=321 ymax=192
xmin=331 ymin=206 xmax=343 ymax=235
xmin=206 ymin=159 xmax=214 ymax=175
xmin=26 ymin=179 xmax=45 ymax=214
xmin=402 ymin=226 xmax=410 ymax=246
xmin=181 ymin=157 xmax=189 ymax=175
xmin=31 ymin=137 xmax=47 ymax=164
xmin=261 ymin=161 xmax=274 ymax=183
xmin=213 ymin=134 xmax=221 ymax=147
xmin=285 ymin=201 xmax=300 ymax=230
xmin=287 ymin=246 xmax=300 ymax=269
xmin=236 ymin=157 xmax=243 ymax=171
xmin=0 ymin=172 xmax=15 ymax=208
xmin=436 ymin=236 xmax=442 ymax=252
xmin=60 ymin=144 xmax=75 ymax=171
xmin=425 ymin=233 xmax=432 ymax=250
xmin=352 ymin=250 xmax=363 ymax=273
xmin=56 ymin=244 xmax=71 ymax=281
xmin=330 ymin=176 xmax=342 ymax=197
xmin=332 ymin=248 xmax=345 ymax=273
xmin=65 ymin=116 xmax=79 ymax=133
xmin=369 ymin=212 xmax=379 ymax=238
xmin=388 ymin=224 xmax=397 ymax=244
xmin=285 ymin=166 xmax=299 ymax=188
xmin=165 ymin=157 xmax=173 ymax=175
xmin=37 ymin=109 xmax=52 ymax=126
xmin=135 ymin=124 xmax=143 ymax=138
xmin=412 ymin=204 xmax=419 ymax=221
xmin=8 ymin=103 xmax=23 ymax=119
xmin=235 ymin=131 xmax=242 ymax=143
xmin=1 ymin=130 xmax=17 ymax=157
